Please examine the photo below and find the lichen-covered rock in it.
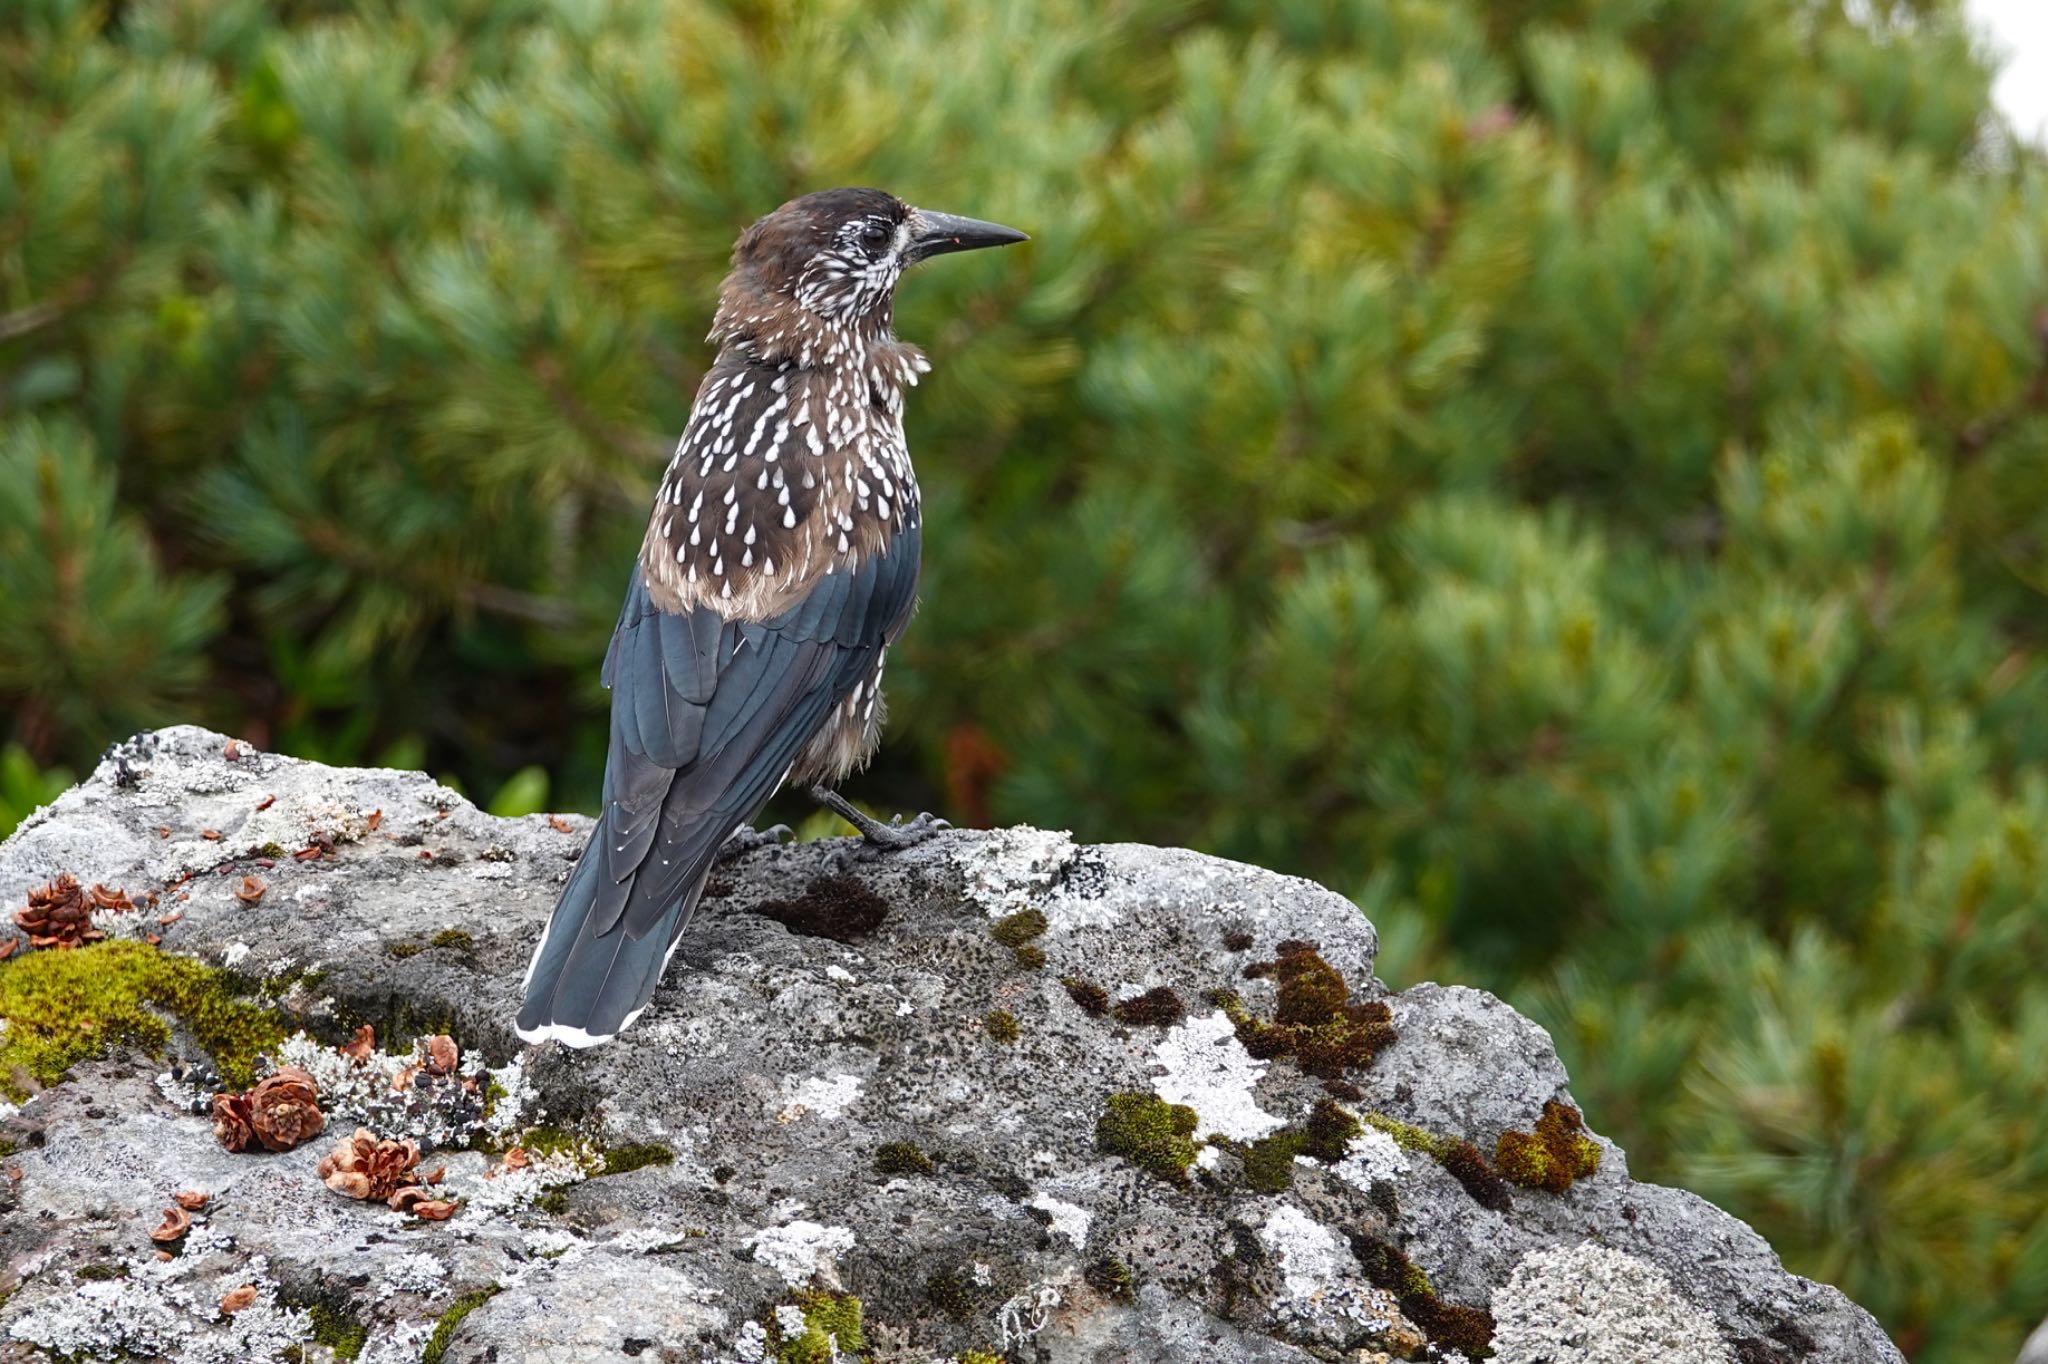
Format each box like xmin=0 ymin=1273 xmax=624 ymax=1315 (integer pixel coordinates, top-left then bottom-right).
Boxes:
xmin=0 ymin=727 xmax=1901 ymax=1363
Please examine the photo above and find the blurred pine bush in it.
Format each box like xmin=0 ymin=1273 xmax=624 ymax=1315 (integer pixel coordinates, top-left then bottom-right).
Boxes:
xmin=4 ymin=1 xmax=2046 ymax=1354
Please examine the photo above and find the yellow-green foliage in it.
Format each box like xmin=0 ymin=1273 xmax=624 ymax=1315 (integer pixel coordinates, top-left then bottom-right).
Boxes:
xmin=0 ymin=940 xmax=284 ymax=1098
xmin=422 ymin=1287 xmax=499 ymax=1364
xmin=772 ymin=1292 xmax=866 ymax=1364
xmin=1096 ymin=1092 xmax=1199 ymax=1182
xmin=984 ymin=1009 xmax=1019 ymax=1044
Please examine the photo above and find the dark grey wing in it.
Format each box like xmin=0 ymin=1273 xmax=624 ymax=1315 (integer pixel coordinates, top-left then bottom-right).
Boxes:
xmin=516 ymin=528 xmax=920 ymax=1045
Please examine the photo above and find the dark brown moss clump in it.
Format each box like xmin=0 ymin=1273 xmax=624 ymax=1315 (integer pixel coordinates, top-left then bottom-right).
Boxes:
xmin=875 ymin=1140 xmax=935 ymax=1176
xmin=924 ymin=1270 xmax=980 ymax=1319
xmin=1363 ymin=1113 xmax=1514 ymax=1213
xmin=1440 ymin=1138 xmax=1514 ymax=1213
xmin=1096 ymin=1092 xmax=1199 ymax=1182
xmin=1083 ymin=1256 xmax=1134 ymax=1299
xmin=984 ymin=1009 xmax=1019 ymax=1044
xmin=1062 ymin=977 xmax=1109 ymax=1016
xmin=1494 ymin=1100 xmax=1602 ymax=1194
xmin=1221 ymin=929 xmax=1255 ymax=953
xmin=1217 ymin=940 xmax=1397 ymax=1079
xmin=1111 ymin=986 xmax=1186 ymax=1028
xmin=1349 ymin=1233 xmax=1496 ymax=1357
xmin=755 ymin=876 xmax=889 ymax=942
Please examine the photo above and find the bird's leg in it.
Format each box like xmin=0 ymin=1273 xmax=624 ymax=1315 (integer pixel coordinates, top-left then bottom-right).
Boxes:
xmin=809 ymin=786 xmax=950 ymax=851
xmin=715 ymin=823 xmax=791 ymax=862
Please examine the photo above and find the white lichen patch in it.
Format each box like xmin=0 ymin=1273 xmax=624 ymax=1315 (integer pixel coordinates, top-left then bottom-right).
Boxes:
xmin=1323 ymin=1126 xmax=1409 ymax=1191
xmin=274 ymin=1030 xmax=494 ymax=1149
xmin=1149 ymin=1011 xmax=1284 ymax=1140
xmin=1491 ymin=1243 xmax=1733 ymax=1364
xmin=956 ymin=826 xmax=1077 ymax=917
xmin=359 ymin=1318 xmax=437 ymax=1364
xmin=1259 ymin=1205 xmax=1348 ymax=1305
xmin=746 ymin=1220 xmax=856 ymax=1286
xmin=1026 ymin=1192 xmax=1092 ymax=1248
xmin=997 ymin=1281 xmax=1062 ymax=1348
xmin=454 ymin=1143 xmax=599 ymax=1222
xmin=778 ymin=1072 xmax=864 ymax=1122
xmin=9 ymin=1255 xmax=311 ymax=1364
xmin=1257 ymin=1205 xmax=1407 ymax=1345
xmin=376 ymin=1252 xmax=449 ymax=1299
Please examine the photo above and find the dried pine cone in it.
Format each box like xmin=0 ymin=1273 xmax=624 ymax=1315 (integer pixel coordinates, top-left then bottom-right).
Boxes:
xmin=316 ymin=1128 xmax=422 ymax=1201
xmin=14 ymin=873 xmax=102 ymax=949
xmin=247 ymin=1066 xmax=324 ymax=1151
xmin=211 ymin=1092 xmax=257 ymax=1153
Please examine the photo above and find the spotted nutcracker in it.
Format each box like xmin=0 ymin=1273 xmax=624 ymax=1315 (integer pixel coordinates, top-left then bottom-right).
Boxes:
xmin=516 ymin=189 xmax=1027 ymax=1047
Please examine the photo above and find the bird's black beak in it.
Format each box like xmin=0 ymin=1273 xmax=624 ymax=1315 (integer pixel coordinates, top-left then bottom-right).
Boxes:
xmin=905 ymin=208 xmax=1028 ymax=264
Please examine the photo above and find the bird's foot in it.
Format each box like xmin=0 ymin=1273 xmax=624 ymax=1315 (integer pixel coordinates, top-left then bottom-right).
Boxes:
xmin=809 ymin=786 xmax=951 ymax=853
xmin=854 ymin=809 xmax=951 ymax=851
xmin=716 ymin=823 xmax=791 ymax=862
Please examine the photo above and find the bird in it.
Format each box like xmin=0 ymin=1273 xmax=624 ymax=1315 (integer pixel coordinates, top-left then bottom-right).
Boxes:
xmin=515 ymin=188 xmax=1027 ymax=1048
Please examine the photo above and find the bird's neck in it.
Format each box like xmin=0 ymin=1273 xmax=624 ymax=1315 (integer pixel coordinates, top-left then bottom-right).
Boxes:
xmin=709 ymin=279 xmax=905 ymax=378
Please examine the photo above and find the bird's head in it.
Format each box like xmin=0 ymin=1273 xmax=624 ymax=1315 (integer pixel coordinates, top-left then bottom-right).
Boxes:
xmin=711 ymin=187 xmax=1026 ymax=354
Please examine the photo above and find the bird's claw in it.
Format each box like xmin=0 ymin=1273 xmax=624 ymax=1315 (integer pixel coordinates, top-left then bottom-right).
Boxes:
xmin=862 ymin=811 xmax=950 ymax=850
xmin=716 ymin=823 xmax=791 ymax=862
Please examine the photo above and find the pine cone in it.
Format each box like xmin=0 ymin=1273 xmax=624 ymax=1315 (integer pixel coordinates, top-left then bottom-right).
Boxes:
xmin=211 ymin=1092 xmax=257 ymax=1153
xmin=247 ymin=1066 xmax=324 ymax=1152
xmin=13 ymin=873 xmax=103 ymax=949
xmin=317 ymin=1127 xmax=421 ymax=1200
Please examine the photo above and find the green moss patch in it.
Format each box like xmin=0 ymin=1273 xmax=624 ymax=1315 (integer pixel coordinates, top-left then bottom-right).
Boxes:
xmin=1349 ymin=1233 xmax=1495 ymax=1356
xmin=423 ymin=1286 xmax=500 ymax=1364
xmin=1494 ymin=1100 xmax=1602 ymax=1194
xmin=875 ymin=1140 xmax=934 ymax=1176
xmin=990 ymin=908 xmax=1047 ymax=948
xmin=925 ymin=1270 xmax=981 ymax=1319
xmin=770 ymin=1290 xmax=866 ymax=1364
xmin=599 ymin=1142 xmax=674 ymax=1176
xmin=1237 ymin=1098 xmax=1361 ymax=1192
xmin=1219 ymin=940 xmax=1397 ymax=1079
xmin=428 ymin=928 xmax=475 ymax=951
xmin=1096 ymin=1092 xmax=1200 ymax=1182
xmin=307 ymin=1302 xmax=368 ymax=1360
xmin=0 ymin=939 xmax=286 ymax=1097
xmin=984 ymin=1009 xmax=1019 ymax=1044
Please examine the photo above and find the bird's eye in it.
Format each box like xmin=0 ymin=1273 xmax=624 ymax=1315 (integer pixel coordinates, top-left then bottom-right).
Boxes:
xmin=858 ymin=222 xmax=893 ymax=255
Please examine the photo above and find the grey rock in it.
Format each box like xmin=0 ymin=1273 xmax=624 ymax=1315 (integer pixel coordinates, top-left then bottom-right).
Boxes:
xmin=0 ymin=726 xmax=1901 ymax=1363
xmin=2020 ymin=1314 xmax=2048 ymax=1364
